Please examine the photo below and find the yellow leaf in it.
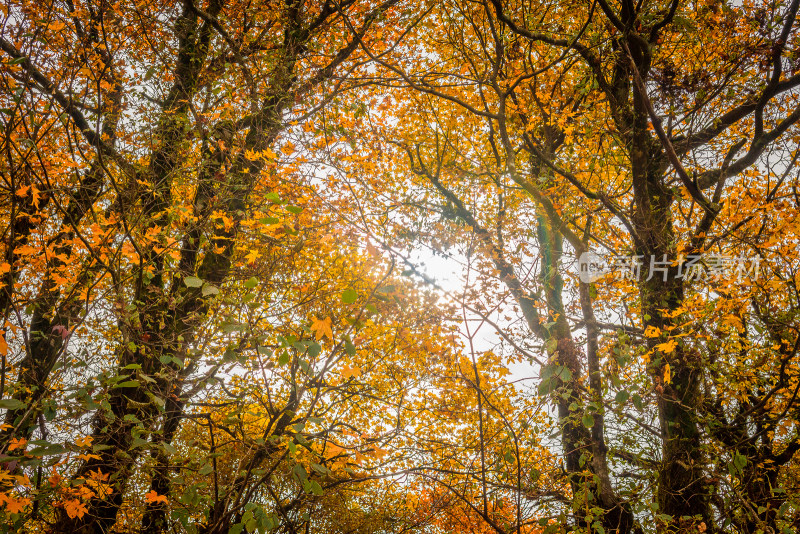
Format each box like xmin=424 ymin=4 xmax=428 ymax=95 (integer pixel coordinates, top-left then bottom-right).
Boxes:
xmin=0 ymin=332 xmax=7 ymax=356
xmin=310 ymin=316 xmax=333 ymax=340
xmin=644 ymin=325 xmax=661 ymax=338
xmin=664 ymin=363 xmax=672 ymax=385
xmin=245 ymin=249 xmax=260 ymax=264
xmin=341 ymin=365 xmax=361 ymax=379
xmin=655 ymin=339 xmax=677 ymax=354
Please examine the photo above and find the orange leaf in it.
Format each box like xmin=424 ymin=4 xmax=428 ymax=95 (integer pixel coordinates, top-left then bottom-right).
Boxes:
xmin=7 ymin=438 xmax=27 ymax=452
xmin=2 ymin=495 xmax=31 ymax=514
xmin=63 ymin=498 xmax=88 ymax=519
xmin=75 ymin=436 xmax=93 ymax=448
xmin=145 ymin=490 xmax=168 ymax=504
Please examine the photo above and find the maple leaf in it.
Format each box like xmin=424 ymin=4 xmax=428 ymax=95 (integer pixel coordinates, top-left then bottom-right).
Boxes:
xmin=245 ymin=249 xmax=261 ymax=264
xmin=369 ymin=447 xmax=389 ymax=460
xmin=341 ymin=364 xmax=361 ymax=379
xmin=310 ymin=316 xmax=333 ymax=340
xmin=2 ymin=495 xmax=31 ymax=514
xmin=144 ymin=490 xmax=168 ymax=504
xmin=63 ymin=499 xmax=88 ymax=519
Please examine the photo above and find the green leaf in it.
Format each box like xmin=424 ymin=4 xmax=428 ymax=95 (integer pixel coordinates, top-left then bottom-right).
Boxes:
xmin=309 ymin=480 xmax=323 ymax=496
xmin=615 ymin=390 xmax=630 ymax=404
xmin=202 ymin=284 xmax=220 ymax=296
xmin=341 ymin=289 xmax=358 ymax=304
xmin=582 ymin=413 xmax=595 ymax=429
xmin=733 ymin=452 xmax=748 ymax=474
xmin=28 ymin=443 xmax=67 ymax=456
xmin=293 ymin=464 xmax=308 ymax=482
xmin=530 ymin=468 xmax=540 ymax=482
xmin=285 ymin=205 xmax=303 ymax=214
xmin=245 ymin=276 xmax=259 ymax=289
xmin=198 ymin=463 xmax=213 ymax=475
xmin=184 ymin=276 xmax=203 ymax=288
xmin=0 ymin=399 xmax=27 ymax=410
xmin=115 ymin=380 xmax=140 ymax=388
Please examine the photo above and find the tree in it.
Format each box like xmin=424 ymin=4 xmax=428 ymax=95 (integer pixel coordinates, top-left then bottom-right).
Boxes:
xmin=330 ymin=0 xmax=800 ymax=531
xmin=0 ymin=0 xmax=433 ymax=532
xmin=4 ymin=0 xmax=800 ymax=533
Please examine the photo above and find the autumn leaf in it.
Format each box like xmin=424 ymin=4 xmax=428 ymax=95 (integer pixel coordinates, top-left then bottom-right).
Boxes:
xmin=144 ymin=490 xmax=168 ymax=504
xmin=644 ymin=325 xmax=661 ymax=338
xmin=369 ymin=447 xmax=389 ymax=460
xmin=63 ymin=499 xmax=88 ymax=519
xmin=341 ymin=364 xmax=361 ymax=379
xmin=1 ymin=495 xmax=31 ymax=514
xmin=75 ymin=435 xmax=93 ymax=448
xmin=310 ymin=316 xmax=333 ymax=340
xmin=7 ymin=438 xmax=27 ymax=452
xmin=655 ymin=339 xmax=677 ymax=354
